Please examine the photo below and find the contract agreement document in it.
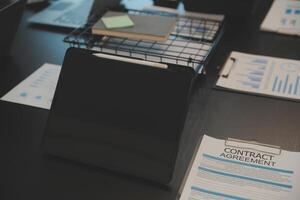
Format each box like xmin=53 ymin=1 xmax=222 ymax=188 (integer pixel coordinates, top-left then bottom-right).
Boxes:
xmin=179 ymin=135 xmax=300 ymax=200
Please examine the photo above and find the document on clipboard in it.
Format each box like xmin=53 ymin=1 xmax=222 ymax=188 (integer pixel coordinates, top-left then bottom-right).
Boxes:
xmin=179 ymin=135 xmax=300 ymax=200
xmin=216 ymin=51 xmax=300 ymax=101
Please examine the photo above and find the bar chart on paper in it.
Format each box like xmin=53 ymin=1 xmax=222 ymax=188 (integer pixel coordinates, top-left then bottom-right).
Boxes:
xmin=235 ymin=57 xmax=268 ymax=90
xmin=0 ymin=63 xmax=61 ymax=109
xmin=281 ymin=1 xmax=300 ymax=30
xmin=217 ymin=51 xmax=300 ymax=101
xmin=270 ymin=62 xmax=300 ymax=97
xmin=260 ymin=0 xmax=300 ymax=35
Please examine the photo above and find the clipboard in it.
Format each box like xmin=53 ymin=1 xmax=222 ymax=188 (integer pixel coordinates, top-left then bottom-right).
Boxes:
xmin=43 ymin=47 xmax=196 ymax=185
xmin=176 ymin=135 xmax=282 ymax=199
xmin=215 ymin=51 xmax=300 ymax=102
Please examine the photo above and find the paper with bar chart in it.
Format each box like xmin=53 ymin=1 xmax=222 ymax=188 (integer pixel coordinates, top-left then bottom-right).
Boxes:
xmin=179 ymin=135 xmax=300 ymax=200
xmin=1 ymin=63 xmax=61 ymax=110
xmin=261 ymin=0 xmax=300 ymax=36
xmin=216 ymin=51 xmax=300 ymax=101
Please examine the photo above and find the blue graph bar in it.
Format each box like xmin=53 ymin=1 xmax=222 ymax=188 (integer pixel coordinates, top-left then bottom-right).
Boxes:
xmin=283 ymin=75 xmax=289 ymax=94
xmin=247 ymin=75 xmax=262 ymax=82
xmin=242 ymin=81 xmax=260 ymax=89
xmin=294 ymin=76 xmax=300 ymax=95
xmin=246 ymin=64 xmax=267 ymax=70
xmin=249 ymin=70 xmax=264 ymax=76
xmin=278 ymin=80 xmax=282 ymax=92
xmin=289 ymin=84 xmax=293 ymax=95
xmin=251 ymin=59 xmax=268 ymax=65
xmin=286 ymin=9 xmax=292 ymax=14
xmin=272 ymin=76 xmax=278 ymax=92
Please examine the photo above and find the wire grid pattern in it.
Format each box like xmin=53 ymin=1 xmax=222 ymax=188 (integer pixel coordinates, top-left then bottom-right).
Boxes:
xmin=128 ymin=10 xmax=221 ymax=41
xmin=64 ymin=10 xmax=223 ymax=73
xmin=91 ymin=35 xmax=212 ymax=72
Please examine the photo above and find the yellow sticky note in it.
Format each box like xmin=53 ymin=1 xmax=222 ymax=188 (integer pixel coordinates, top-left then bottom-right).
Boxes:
xmin=101 ymin=15 xmax=134 ymax=29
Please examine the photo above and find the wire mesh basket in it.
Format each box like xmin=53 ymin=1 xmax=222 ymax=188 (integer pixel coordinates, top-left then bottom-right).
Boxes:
xmin=64 ymin=9 xmax=224 ymax=74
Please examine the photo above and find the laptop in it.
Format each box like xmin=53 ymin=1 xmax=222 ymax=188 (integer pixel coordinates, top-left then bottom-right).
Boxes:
xmin=28 ymin=0 xmax=120 ymax=29
xmin=43 ymin=48 xmax=195 ymax=184
xmin=0 ymin=0 xmax=25 ymax=64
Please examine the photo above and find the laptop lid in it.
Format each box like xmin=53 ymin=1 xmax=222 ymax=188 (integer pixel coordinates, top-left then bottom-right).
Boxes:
xmin=44 ymin=48 xmax=195 ymax=184
xmin=28 ymin=0 xmax=121 ymax=28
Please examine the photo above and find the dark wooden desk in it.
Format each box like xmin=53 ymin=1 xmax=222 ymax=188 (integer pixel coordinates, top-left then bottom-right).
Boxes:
xmin=1 ymin=1 xmax=300 ymax=199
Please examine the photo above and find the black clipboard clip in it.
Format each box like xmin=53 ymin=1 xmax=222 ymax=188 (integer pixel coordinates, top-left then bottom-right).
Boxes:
xmin=219 ymin=56 xmax=238 ymax=78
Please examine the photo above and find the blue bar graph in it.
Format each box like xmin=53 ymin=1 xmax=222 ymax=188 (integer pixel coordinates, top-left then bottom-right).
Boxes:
xmin=249 ymin=70 xmax=264 ymax=76
xmin=294 ymin=76 xmax=300 ymax=95
xmin=251 ymin=58 xmax=268 ymax=65
xmin=271 ymin=75 xmax=300 ymax=96
xmin=283 ymin=75 xmax=289 ymax=93
xmin=235 ymin=58 xmax=300 ymax=99
xmin=236 ymin=59 xmax=267 ymax=90
xmin=247 ymin=75 xmax=263 ymax=82
xmin=286 ymin=9 xmax=292 ymax=14
xmin=246 ymin=63 xmax=267 ymax=70
xmin=272 ymin=76 xmax=278 ymax=92
xmin=289 ymin=83 xmax=293 ymax=95
xmin=277 ymin=80 xmax=282 ymax=92
xmin=245 ymin=58 xmax=268 ymax=71
xmin=241 ymin=81 xmax=260 ymax=89
xmin=237 ymin=63 xmax=265 ymax=90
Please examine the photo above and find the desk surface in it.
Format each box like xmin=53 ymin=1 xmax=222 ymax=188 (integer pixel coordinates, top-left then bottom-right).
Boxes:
xmin=1 ymin=1 xmax=300 ymax=199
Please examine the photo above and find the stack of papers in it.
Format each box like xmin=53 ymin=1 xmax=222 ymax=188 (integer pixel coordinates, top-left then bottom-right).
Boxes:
xmin=1 ymin=63 xmax=61 ymax=110
xmin=216 ymin=51 xmax=300 ymax=101
xmin=180 ymin=135 xmax=300 ymax=200
xmin=261 ymin=0 xmax=300 ymax=36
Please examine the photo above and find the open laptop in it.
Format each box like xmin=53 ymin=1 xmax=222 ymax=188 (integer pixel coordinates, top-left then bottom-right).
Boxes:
xmin=0 ymin=0 xmax=25 ymax=63
xmin=28 ymin=0 xmax=120 ymax=29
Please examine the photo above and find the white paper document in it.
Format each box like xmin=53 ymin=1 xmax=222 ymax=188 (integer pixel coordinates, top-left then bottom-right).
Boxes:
xmin=216 ymin=51 xmax=300 ymax=101
xmin=179 ymin=135 xmax=300 ymax=200
xmin=1 ymin=63 xmax=61 ymax=110
xmin=261 ymin=0 xmax=300 ymax=36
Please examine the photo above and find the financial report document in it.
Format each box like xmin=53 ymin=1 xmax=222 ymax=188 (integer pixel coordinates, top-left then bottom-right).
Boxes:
xmin=179 ymin=135 xmax=300 ymax=200
xmin=1 ymin=63 xmax=61 ymax=110
xmin=261 ymin=0 xmax=300 ymax=36
xmin=216 ymin=51 xmax=300 ymax=101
